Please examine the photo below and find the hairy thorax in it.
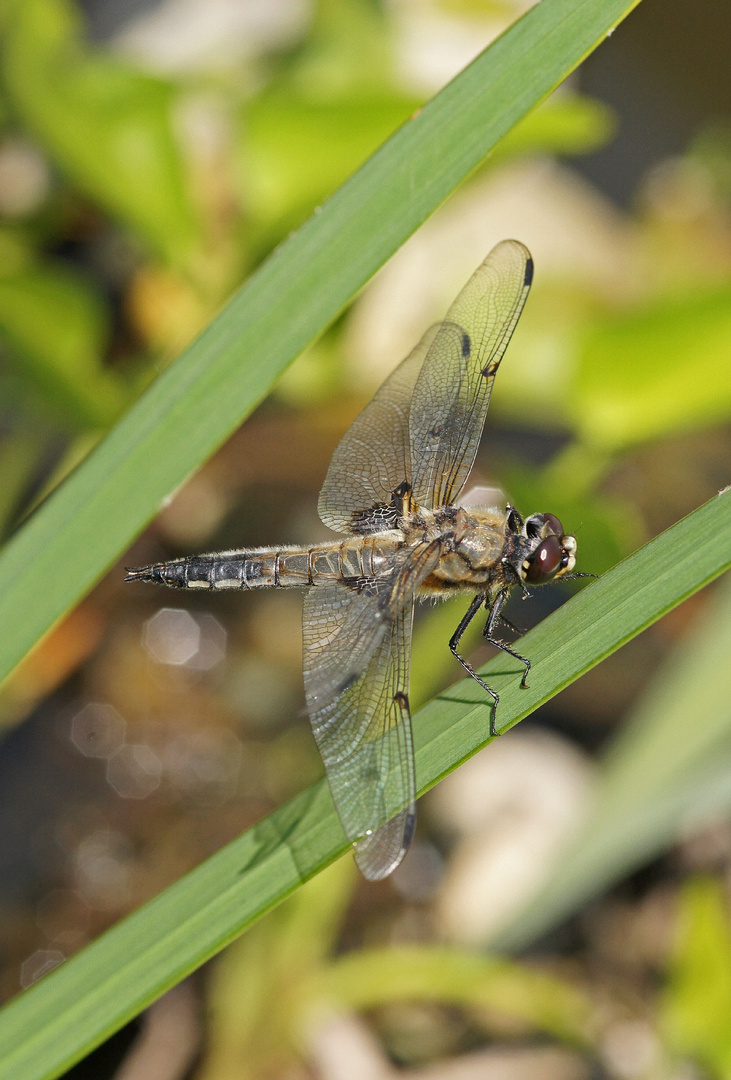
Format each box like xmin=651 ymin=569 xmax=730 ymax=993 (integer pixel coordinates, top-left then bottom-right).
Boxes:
xmin=404 ymin=505 xmax=508 ymax=598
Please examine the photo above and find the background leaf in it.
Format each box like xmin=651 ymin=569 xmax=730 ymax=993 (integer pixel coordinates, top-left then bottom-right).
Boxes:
xmin=0 ymin=0 xmax=201 ymax=268
xmin=574 ymin=284 xmax=731 ymax=450
xmin=0 ymin=260 xmax=127 ymax=427
xmin=661 ymin=878 xmax=731 ymax=1079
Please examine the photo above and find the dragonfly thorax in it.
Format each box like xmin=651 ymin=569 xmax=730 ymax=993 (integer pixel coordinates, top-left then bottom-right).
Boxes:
xmin=451 ymin=505 xmax=509 ymax=573
xmin=411 ymin=505 xmax=508 ymax=595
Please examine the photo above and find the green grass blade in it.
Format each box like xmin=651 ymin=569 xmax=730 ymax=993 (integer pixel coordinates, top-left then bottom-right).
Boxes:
xmin=0 ymin=0 xmax=641 ymax=687
xmin=0 ymin=491 xmax=728 ymax=1080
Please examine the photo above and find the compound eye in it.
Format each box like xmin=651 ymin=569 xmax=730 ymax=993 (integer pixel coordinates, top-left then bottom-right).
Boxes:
xmin=525 ymin=535 xmax=563 ymax=583
xmin=543 ymin=513 xmax=564 ymax=538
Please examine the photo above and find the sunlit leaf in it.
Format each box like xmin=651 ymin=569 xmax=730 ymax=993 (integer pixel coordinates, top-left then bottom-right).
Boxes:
xmin=573 ymin=284 xmax=731 ymax=450
xmin=241 ymin=93 xmax=421 ymax=238
xmin=491 ymin=92 xmax=616 ymax=162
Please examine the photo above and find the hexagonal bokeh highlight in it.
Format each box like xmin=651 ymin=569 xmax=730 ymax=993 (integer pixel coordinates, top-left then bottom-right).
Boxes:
xmin=144 ymin=607 xmax=201 ymax=666
xmin=70 ymin=702 xmax=126 ymax=758
xmin=106 ymin=743 xmax=162 ymax=799
xmin=143 ymin=607 xmax=227 ymax=670
xmin=20 ymin=949 xmax=65 ymax=987
xmin=186 ymin=613 xmax=227 ymax=670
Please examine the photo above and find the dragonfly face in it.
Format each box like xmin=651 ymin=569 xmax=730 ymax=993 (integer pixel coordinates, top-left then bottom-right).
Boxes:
xmin=126 ymin=240 xmax=584 ymax=881
xmin=447 ymin=507 xmax=576 ymax=585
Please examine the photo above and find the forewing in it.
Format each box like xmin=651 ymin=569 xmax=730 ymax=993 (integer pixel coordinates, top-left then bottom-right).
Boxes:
xmin=302 ymin=541 xmax=440 ymax=879
xmin=409 ymin=239 xmax=532 ymax=509
xmin=317 ymin=326 xmax=438 ymax=534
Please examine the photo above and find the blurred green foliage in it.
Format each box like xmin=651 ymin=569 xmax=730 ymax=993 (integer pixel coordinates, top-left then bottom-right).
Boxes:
xmin=574 ymin=284 xmax=731 ymax=451
xmin=497 ymin=559 xmax=731 ymax=951
xmin=662 ymin=878 xmax=731 ymax=1079
xmin=0 ymin=256 xmax=126 ymax=426
xmin=1 ymin=0 xmax=203 ymax=267
xmin=171 ymin=849 xmax=731 ymax=1080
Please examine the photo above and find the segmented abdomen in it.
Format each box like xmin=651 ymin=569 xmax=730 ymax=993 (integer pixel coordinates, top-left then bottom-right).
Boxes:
xmin=125 ymin=535 xmax=402 ymax=591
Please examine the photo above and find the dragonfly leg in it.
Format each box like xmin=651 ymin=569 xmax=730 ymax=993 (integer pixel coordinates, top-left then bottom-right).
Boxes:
xmin=483 ymin=589 xmax=531 ymax=689
xmin=449 ymin=594 xmax=501 ymax=737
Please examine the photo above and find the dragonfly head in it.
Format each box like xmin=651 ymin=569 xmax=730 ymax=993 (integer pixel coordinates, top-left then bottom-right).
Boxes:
xmin=517 ymin=512 xmax=577 ymax=584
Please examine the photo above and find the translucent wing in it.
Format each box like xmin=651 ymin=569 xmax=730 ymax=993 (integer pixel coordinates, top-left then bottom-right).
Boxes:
xmin=409 ymin=239 xmax=532 ymax=509
xmin=318 ymin=240 xmax=531 ymax=531
xmin=302 ymin=541 xmax=440 ymax=879
xmin=318 ymin=326 xmax=438 ymax=535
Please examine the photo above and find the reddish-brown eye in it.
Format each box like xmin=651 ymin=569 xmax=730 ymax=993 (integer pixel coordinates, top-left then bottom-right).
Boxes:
xmin=525 ymin=536 xmax=563 ymax=583
xmin=543 ymin=513 xmax=564 ymax=537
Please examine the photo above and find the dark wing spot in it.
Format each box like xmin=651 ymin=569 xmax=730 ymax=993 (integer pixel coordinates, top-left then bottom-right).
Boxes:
xmin=342 ymin=576 xmax=382 ymax=598
xmin=524 ymin=257 xmax=534 ymax=287
xmin=461 ymin=331 xmax=471 ymax=358
xmin=402 ymin=809 xmax=417 ymax=848
xmin=393 ymin=690 xmax=410 ymax=711
xmin=337 ymin=672 xmax=359 ymax=694
xmin=348 ymin=502 xmax=400 ymax=535
xmin=391 ymin=479 xmax=414 ymax=518
xmin=481 ymin=360 xmax=498 ymax=378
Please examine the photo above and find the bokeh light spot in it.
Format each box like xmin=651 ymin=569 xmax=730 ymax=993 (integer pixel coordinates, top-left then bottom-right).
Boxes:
xmin=144 ymin=608 xmax=200 ymax=665
xmin=20 ymin=949 xmax=65 ymax=987
xmin=70 ymin=703 xmax=126 ymax=758
xmin=106 ymin=744 xmax=162 ymax=799
xmin=186 ymin=612 xmax=227 ymax=670
xmin=74 ymin=830 xmax=133 ymax=909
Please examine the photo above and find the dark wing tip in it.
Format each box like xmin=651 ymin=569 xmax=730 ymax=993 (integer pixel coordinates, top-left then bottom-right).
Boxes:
xmin=523 ymin=255 xmax=534 ymax=287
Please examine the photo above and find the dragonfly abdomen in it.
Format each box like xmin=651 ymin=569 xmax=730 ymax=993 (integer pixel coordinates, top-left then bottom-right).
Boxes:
xmin=125 ymin=534 xmax=405 ymax=591
xmin=125 ymin=547 xmax=313 ymax=590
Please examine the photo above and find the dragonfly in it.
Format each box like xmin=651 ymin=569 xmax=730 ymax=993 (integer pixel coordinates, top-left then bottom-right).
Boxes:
xmin=126 ymin=239 xmax=584 ymax=881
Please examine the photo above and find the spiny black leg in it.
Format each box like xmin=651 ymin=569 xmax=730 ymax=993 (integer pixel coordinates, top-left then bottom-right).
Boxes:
xmin=484 ymin=589 xmax=531 ymax=689
xmin=449 ymin=594 xmax=501 ymax=738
